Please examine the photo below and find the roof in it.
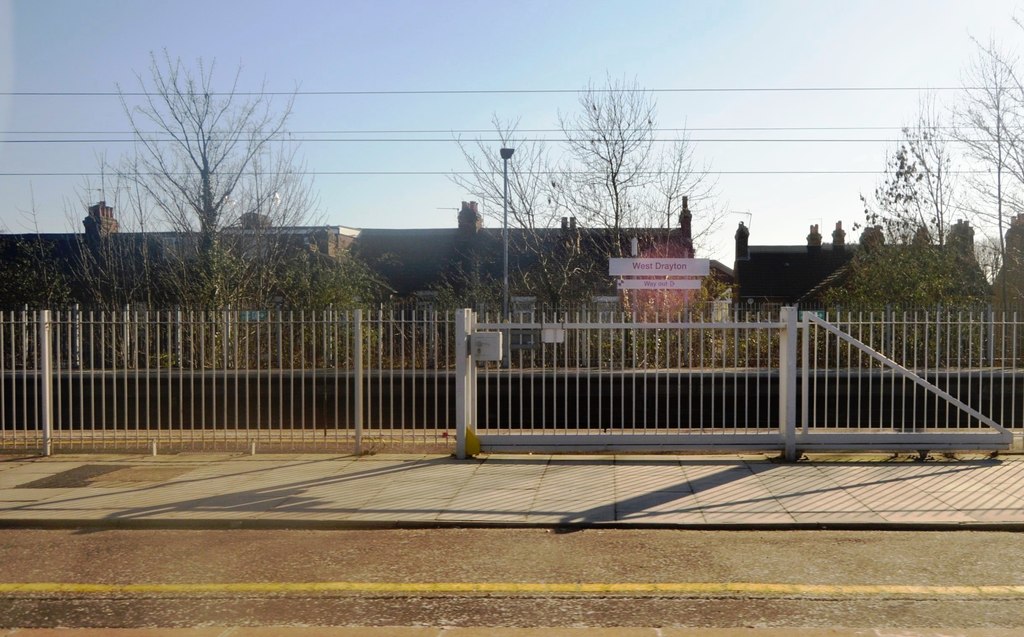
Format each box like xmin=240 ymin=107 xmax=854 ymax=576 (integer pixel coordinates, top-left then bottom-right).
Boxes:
xmin=735 ymin=244 xmax=856 ymax=302
xmin=353 ymin=226 xmax=733 ymax=297
xmin=352 ymin=228 xmax=536 ymax=295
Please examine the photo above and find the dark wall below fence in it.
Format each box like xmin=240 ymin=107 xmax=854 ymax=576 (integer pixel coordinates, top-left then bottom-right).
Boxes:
xmin=3 ymin=370 xmax=1022 ymax=433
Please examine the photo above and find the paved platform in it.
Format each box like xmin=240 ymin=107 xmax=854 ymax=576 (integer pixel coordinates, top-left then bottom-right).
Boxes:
xmin=2 ymin=628 xmax=1019 ymax=637
xmin=2 ymin=452 xmax=1024 ymax=529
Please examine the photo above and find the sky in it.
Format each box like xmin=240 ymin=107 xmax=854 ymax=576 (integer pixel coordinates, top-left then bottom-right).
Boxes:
xmin=1 ymin=0 xmax=1023 ymax=260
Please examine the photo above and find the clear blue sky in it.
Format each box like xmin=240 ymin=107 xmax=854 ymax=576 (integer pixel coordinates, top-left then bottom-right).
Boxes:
xmin=0 ymin=0 xmax=1021 ymax=259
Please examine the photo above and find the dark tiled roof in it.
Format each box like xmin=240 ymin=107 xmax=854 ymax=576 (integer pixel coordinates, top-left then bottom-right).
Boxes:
xmin=353 ymin=228 xmax=503 ymax=295
xmin=0 ymin=233 xmax=81 ymax=259
xmin=735 ymin=244 xmax=856 ymax=302
xmin=352 ymin=226 xmax=723 ymax=297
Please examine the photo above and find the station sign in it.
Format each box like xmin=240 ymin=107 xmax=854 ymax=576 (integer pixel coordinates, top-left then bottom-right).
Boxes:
xmin=616 ymin=279 xmax=703 ymax=290
xmin=608 ymin=258 xmax=710 ymax=276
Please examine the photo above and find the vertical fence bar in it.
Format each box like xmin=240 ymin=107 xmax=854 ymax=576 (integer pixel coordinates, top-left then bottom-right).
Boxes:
xmin=455 ymin=308 xmax=472 ymax=459
xmin=353 ymin=309 xmax=363 ymax=456
xmin=470 ymin=311 xmax=479 ymax=442
xmin=801 ymin=312 xmax=810 ymax=435
xmin=779 ymin=306 xmax=797 ymax=460
xmin=38 ymin=310 xmax=53 ymax=456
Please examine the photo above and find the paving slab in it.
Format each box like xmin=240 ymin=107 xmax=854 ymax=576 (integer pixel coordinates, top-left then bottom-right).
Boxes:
xmin=0 ymin=453 xmax=1023 ymax=528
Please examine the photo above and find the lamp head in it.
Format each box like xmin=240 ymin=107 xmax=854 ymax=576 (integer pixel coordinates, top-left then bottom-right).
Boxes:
xmin=500 ymin=147 xmax=515 ymax=160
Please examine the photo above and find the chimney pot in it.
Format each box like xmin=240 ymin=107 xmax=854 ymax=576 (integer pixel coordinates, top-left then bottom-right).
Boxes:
xmin=807 ymin=223 xmax=822 ymax=248
xmin=458 ymin=201 xmax=482 ymax=233
xmin=860 ymin=225 xmax=884 ymax=250
xmin=735 ymin=221 xmax=750 ymax=261
xmin=84 ymin=200 xmax=118 ymax=237
xmin=832 ymin=221 xmax=846 ymax=249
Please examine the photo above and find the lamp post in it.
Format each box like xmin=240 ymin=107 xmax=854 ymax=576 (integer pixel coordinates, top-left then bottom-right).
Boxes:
xmin=500 ymin=147 xmax=514 ymax=320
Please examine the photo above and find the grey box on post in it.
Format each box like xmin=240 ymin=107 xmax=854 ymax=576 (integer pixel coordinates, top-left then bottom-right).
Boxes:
xmin=471 ymin=332 xmax=503 ymax=361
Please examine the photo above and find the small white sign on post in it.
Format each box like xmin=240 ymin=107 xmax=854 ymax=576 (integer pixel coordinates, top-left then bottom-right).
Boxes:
xmin=616 ymin=279 xmax=703 ymax=290
xmin=608 ymin=258 xmax=710 ymax=276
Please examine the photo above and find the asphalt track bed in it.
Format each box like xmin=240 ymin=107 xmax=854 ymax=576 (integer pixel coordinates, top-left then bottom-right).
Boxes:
xmin=1 ymin=529 xmax=1024 ymax=629
xmin=2 ymin=596 xmax=1023 ymax=629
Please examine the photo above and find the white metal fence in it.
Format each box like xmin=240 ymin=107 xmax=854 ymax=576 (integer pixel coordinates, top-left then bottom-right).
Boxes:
xmin=0 ymin=308 xmax=459 ymax=453
xmin=461 ymin=307 xmax=1021 ymax=456
xmin=1 ymin=306 xmax=1021 ymax=456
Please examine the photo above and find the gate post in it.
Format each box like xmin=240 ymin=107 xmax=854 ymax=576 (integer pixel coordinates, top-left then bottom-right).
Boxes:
xmin=38 ymin=310 xmax=53 ymax=457
xmin=455 ymin=309 xmax=475 ymax=459
xmin=779 ymin=306 xmax=798 ymax=461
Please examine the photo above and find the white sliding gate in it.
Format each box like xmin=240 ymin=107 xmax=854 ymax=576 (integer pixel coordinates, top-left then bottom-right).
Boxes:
xmin=455 ymin=307 xmax=1013 ymax=458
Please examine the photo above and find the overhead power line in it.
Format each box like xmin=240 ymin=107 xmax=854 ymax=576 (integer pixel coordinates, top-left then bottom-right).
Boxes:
xmin=0 ymin=136 xmax=1007 ymax=144
xmin=0 ymin=137 xmax=1003 ymax=144
xmin=0 ymin=170 xmax=996 ymax=177
xmin=0 ymin=126 xmax=948 ymax=134
xmin=0 ymin=86 xmax=986 ymax=97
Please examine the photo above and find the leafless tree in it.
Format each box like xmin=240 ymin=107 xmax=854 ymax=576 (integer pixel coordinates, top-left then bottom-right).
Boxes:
xmin=65 ymin=177 xmax=167 ymax=309
xmin=451 ymin=117 xmax=600 ymax=305
xmin=904 ymin=97 xmax=958 ymax=245
xmin=453 ymin=78 xmax=719 ymax=306
xmin=953 ymin=36 xmax=1023 ymax=306
xmin=865 ymin=97 xmax=959 ymax=246
xmin=116 ymin=51 xmax=319 ymax=307
xmin=554 ymin=77 xmax=717 ymax=252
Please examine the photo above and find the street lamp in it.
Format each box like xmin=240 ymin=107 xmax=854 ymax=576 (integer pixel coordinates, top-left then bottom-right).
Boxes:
xmin=500 ymin=147 xmax=514 ymax=320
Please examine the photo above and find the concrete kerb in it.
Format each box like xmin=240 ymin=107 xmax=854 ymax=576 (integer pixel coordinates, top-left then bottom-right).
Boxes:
xmin=5 ymin=517 xmax=1024 ymax=532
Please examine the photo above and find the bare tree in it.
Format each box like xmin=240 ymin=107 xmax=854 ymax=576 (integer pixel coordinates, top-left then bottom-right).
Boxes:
xmin=554 ymin=77 xmax=717 ymax=252
xmin=865 ymin=97 xmax=959 ymax=246
xmin=453 ymin=78 xmax=719 ymax=306
xmin=905 ymin=98 xmax=958 ymax=245
xmin=0 ymin=201 xmax=72 ymax=309
xmin=452 ymin=117 xmax=601 ymax=306
xmin=953 ymin=36 xmax=1022 ymax=307
xmin=117 ymin=51 xmax=318 ymax=307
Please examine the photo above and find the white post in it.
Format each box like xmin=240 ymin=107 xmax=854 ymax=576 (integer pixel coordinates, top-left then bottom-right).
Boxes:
xmin=469 ymin=311 xmax=478 ymax=438
xmin=779 ymin=306 xmax=798 ymax=461
xmin=38 ymin=310 xmax=53 ymax=457
xmin=455 ymin=308 xmax=473 ymax=459
xmin=801 ymin=310 xmax=810 ymax=435
xmin=353 ymin=309 xmax=364 ymax=456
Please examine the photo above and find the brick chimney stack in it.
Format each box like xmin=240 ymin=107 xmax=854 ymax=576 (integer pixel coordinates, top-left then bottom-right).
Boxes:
xmin=678 ymin=196 xmax=694 ymax=257
xmin=457 ymin=201 xmax=482 ymax=233
xmin=832 ymin=221 xmax=846 ymax=251
xmin=807 ymin=224 xmax=822 ymax=251
xmin=948 ymin=219 xmax=975 ymax=259
xmin=84 ymin=200 xmax=119 ymax=239
xmin=735 ymin=221 xmax=749 ymax=261
xmin=1006 ymin=214 xmax=1024 ymax=268
xmin=860 ymin=225 xmax=884 ymax=250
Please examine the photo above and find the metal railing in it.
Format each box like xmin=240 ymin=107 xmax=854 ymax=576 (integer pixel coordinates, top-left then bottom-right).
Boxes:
xmin=0 ymin=308 xmax=459 ymax=453
xmin=473 ymin=311 xmax=783 ymax=433
xmin=800 ymin=310 xmax=1021 ymax=431
xmin=1 ymin=306 xmax=1022 ymax=455
xmin=797 ymin=313 xmax=1012 ymax=453
xmin=461 ymin=308 xmax=1021 ymax=456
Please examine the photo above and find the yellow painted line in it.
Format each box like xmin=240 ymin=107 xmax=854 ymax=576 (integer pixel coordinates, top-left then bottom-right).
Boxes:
xmin=1 ymin=582 xmax=1024 ymax=597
